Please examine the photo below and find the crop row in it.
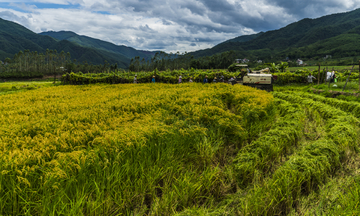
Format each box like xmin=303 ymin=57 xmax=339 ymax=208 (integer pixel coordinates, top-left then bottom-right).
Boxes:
xmin=234 ymin=92 xmax=359 ymax=215
xmin=233 ymin=98 xmax=306 ymax=188
xmin=273 ymin=92 xmax=349 ymax=120
xmin=274 ymin=92 xmax=359 ymax=154
xmin=289 ymin=91 xmax=360 ymax=118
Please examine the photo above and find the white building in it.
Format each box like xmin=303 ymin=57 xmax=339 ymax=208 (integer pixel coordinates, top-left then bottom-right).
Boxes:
xmin=297 ymin=59 xmax=304 ymax=65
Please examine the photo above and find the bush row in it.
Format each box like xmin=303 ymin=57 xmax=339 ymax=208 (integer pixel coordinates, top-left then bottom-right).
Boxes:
xmin=272 ymin=71 xmax=359 ymax=85
xmin=61 ymin=70 xmax=238 ymax=85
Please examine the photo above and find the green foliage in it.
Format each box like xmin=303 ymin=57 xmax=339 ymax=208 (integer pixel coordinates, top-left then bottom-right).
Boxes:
xmin=264 ymin=62 xmax=278 ymax=73
xmin=273 ymin=72 xmax=306 ymax=84
xmin=227 ymin=63 xmax=240 ymax=72
xmin=277 ymin=61 xmax=289 ymax=72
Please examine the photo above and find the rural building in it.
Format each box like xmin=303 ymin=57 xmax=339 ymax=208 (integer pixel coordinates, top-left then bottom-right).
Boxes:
xmin=235 ymin=59 xmax=250 ymax=63
xmin=324 ymin=55 xmax=332 ymax=59
xmin=257 ymin=60 xmax=263 ymax=63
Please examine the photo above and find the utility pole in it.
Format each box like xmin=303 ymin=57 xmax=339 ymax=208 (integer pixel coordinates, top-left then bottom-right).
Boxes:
xmin=343 ymin=64 xmax=355 ymax=92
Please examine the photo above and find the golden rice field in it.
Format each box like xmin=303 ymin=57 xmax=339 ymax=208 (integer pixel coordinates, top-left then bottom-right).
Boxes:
xmin=5 ymin=81 xmax=360 ymax=215
xmin=0 ymin=83 xmax=274 ymax=215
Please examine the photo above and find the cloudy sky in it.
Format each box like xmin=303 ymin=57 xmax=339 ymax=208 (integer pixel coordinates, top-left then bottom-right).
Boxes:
xmin=0 ymin=0 xmax=359 ymax=53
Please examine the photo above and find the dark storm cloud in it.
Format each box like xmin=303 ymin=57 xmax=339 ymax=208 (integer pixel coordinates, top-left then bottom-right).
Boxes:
xmin=267 ymin=0 xmax=353 ymax=17
xmin=76 ymin=0 xmax=360 ymax=51
xmin=161 ymin=19 xmax=172 ymax=25
xmin=105 ymin=0 xmax=359 ymax=31
xmin=100 ymin=0 xmax=285 ymax=33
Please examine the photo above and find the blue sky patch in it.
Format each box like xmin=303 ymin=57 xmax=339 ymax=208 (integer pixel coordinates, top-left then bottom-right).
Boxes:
xmin=0 ymin=2 xmax=81 ymax=12
xmin=95 ymin=11 xmax=111 ymax=15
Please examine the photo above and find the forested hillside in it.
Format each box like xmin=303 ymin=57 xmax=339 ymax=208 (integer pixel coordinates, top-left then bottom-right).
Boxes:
xmin=191 ymin=8 xmax=360 ymax=61
xmin=40 ymin=31 xmax=154 ymax=61
xmin=0 ymin=18 xmax=150 ymax=68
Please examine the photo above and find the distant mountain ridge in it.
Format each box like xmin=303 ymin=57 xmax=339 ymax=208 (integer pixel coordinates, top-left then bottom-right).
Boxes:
xmin=39 ymin=31 xmax=154 ymax=61
xmin=0 ymin=18 xmax=154 ymax=68
xmin=191 ymin=8 xmax=360 ymax=61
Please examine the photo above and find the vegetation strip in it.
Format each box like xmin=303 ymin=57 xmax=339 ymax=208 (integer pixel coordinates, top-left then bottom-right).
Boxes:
xmin=233 ymin=98 xmax=306 ymax=188
xmin=61 ymin=70 xmax=239 ymax=85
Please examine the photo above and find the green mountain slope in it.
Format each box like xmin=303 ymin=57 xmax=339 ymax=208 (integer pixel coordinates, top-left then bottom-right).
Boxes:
xmin=40 ymin=31 xmax=154 ymax=60
xmin=221 ymin=32 xmax=264 ymax=44
xmin=0 ymin=18 xmax=51 ymax=57
xmin=47 ymin=40 xmax=130 ymax=68
xmin=0 ymin=18 xmax=144 ymax=68
xmin=191 ymin=8 xmax=360 ymax=60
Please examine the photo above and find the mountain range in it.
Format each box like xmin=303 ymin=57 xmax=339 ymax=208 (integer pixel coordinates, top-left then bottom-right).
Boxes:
xmin=1 ymin=8 xmax=360 ymax=68
xmin=191 ymin=8 xmax=360 ymax=61
xmin=0 ymin=18 xmax=155 ymax=68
